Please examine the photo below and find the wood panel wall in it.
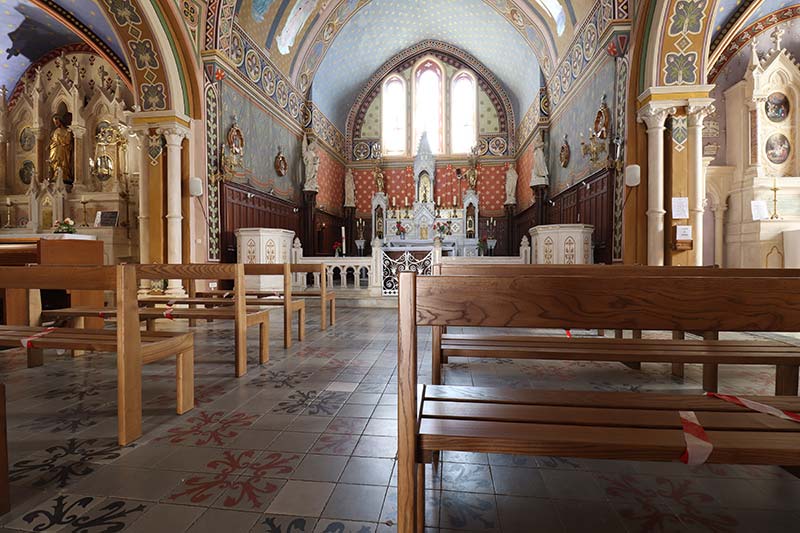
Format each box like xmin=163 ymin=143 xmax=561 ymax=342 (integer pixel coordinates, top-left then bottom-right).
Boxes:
xmin=315 ymin=210 xmax=345 ymax=257
xmin=219 ymin=181 xmax=301 ymax=263
xmin=546 ymin=169 xmax=614 ymax=264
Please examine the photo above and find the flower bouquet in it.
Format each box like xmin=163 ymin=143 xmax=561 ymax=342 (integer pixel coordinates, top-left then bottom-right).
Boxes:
xmin=332 ymin=240 xmax=342 ymax=256
xmin=395 ymin=221 xmax=407 ymax=239
xmin=432 ymin=220 xmax=452 ymax=238
xmin=53 ymin=218 xmax=76 ymax=234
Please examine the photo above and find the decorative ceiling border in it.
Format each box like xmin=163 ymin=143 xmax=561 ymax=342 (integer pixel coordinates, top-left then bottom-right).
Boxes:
xmin=344 ymin=40 xmax=516 ymax=160
xmin=289 ymin=0 xmax=559 ymax=94
xmin=33 ymin=0 xmax=131 ymax=80
xmin=708 ymin=0 xmax=757 ymax=57
xmin=224 ymin=24 xmax=346 ymax=157
xmin=708 ymin=6 xmax=800 ymax=83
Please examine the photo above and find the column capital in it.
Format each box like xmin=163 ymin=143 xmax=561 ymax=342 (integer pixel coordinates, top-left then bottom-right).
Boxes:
xmin=687 ymin=102 xmax=716 ymax=127
xmin=158 ymin=126 xmax=189 ymax=147
xmin=637 ymin=104 xmax=677 ymax=130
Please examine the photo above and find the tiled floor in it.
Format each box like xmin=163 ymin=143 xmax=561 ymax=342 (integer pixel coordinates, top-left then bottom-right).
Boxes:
xmin=3 ymin=307 xmax=800 ymax=532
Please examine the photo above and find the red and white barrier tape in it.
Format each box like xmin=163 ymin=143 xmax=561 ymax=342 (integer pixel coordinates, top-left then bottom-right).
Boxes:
xmin=679 ymin=410 xmax=713 ymax=465
xmin=564 ymin=329 xmax=572 ymax=338
xmin=20 ymin=327 xmax=56 ymax=349
xmin=706 ymin=392 xmax=800 ymax=423
xmin=163 ymin=308 xmax=174 ymax=320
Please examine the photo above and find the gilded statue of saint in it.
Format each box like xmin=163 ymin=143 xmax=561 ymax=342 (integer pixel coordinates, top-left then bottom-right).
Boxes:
xmin=48 ymin=115 xmax=73 ymax=184
xmin=374 ymin=165 xmax=385 ymax=194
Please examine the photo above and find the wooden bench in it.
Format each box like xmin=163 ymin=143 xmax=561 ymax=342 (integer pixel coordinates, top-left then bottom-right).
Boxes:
xmin=291 ymin=263 xmax=335 ymax=330
xmin=397 ymin=271 xmax=800 ymax=532
xmin=0 ymin=265 xmax=194 ymax=445
xmin=432 ymin=264 xmax=800 ymax=393
xmin=42 ymin=264 xmax=270 ymax=377
xmin=197 ymin=263 xmax=306 ymax=342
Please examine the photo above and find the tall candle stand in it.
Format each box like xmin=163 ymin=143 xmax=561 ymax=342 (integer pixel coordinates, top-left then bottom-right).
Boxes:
xmin=770 ymin=178 xmax=781 ymax=220
xmin=3 ymin=201 xmax=13 ymax=228
xmin=80 ymin=198 xmax=90 ymax=226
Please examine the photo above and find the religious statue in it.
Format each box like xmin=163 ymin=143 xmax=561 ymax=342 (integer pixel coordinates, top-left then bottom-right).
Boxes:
xmin=419 ymin=172 xmax=431 ymax=203
xmin=461 ymin=145 xmax=480 ymax=190
xmin=531 ymin=132 xmax=550 ymax=187
xmin=505 ymin=166 xmax=518 ymax=205
xmin=344 ymin=168 xmax=356 ymax=207
xmin=302 ymin=133 xmax=320 ymax=192
xmin=373 ymin=163 xmax=385 ymax=194
xmin=48 ymin=114 xmax=73 ymax=186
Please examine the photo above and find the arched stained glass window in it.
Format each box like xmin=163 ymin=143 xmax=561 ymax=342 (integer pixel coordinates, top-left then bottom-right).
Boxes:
xmin=381 ymin=76 xmax=406 ymax=155
xmin=451 ymin=72 xmax=477 ymax=154
xmin=414 ymin=60 xmax=443 ymax=154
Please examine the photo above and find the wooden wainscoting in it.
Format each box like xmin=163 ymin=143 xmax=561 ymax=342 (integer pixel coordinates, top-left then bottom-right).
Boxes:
xmin=315 ymin=210 xmax=345 ymax=257
xmin=547 ymin=169 xmax=614 ymax=264
xmin=219 ymin=181 xmax=301 ymax=263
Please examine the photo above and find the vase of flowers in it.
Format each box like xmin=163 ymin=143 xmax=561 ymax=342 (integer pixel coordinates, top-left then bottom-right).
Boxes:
xmin=433 ymin=221 xmax=452 ymax=239
xmin=53 ymin=218 xmax=76 ymax=234
xmin=478 ymin=236 xmax=488 ymax=256
xmin=395 ymin=221 xmax=407 ymax=240
xmin=333 ymin=241 xmax=342 ymax=257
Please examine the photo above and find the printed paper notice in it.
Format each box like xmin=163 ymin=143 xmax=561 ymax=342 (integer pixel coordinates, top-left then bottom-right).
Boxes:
xmin=672 ymin=197 xmax=689 ymax=219
xmin=676 ymin=225 xmax=693 ymax=241
xmin=751 ymin=200 xmax=770 ymax=221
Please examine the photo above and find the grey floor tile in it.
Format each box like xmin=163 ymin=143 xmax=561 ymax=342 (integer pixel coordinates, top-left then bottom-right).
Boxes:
xmin=186 ymin=508 xmax=261 ymax=533
xmin=293 ymin=454 xmax=349 ymax=482
xmin=124 ymin=503 xmax=205 ymax=533
xmin=322 ymin=483 xmax=387 ymax=522
xmin=267 ymin=480 xmax=336 ymax=516
xmin=340 ymin=457 xmax=394 ymax=486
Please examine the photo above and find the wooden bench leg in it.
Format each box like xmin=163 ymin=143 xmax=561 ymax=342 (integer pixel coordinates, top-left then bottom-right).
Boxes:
xmin=398 ymin=458 xmax=417 ymax=533
xmin=176 ymin=347 xmax=195 ymax=414
xmin=72 ymin=316 xmax=87 ymax=358
xmin=320 ymin=299 xmax=327 ymax=331
xmin=441 ymin=326 xmax=448 ymax=364
xmin=259 ymin=316 xmax=270 ymax=365
xmin=27 ymin=348 xmax=44 ymax=368
xmin=298 ymin=307 xmax=306 ymax=342
xmin=416 ymin=463 xmax=425 ymax=532
xmin=671 ymin=331 xmax=685 ymax=378
xmin=329 ymin=298 xmax=335 ymax=326
xmin=775 ymin=365 xmax=799 ymax=396
xmin=432 ymin=326 xmax=443 ymax=385
xmin=284 ymin=308 xmax=292 ymax=349
xmin=235 ymin=320 xmax=247 ymax=378
xmin=622 ymin=330 xmax=643 ymax=370
xmin=702 ymin=331 xmax=719 ymax=393
xmin=0 ymin=384 xmax=9 ymax=516
xmin=146 ymin=319 xmax=156 ymax=332
xmin=117 ymin=345 xmax=142 ymax=447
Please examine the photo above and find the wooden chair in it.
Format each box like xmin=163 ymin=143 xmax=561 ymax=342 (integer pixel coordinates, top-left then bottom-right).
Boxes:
xmin=290 ymin=263 xmax=336 ymax=330
xmin=0 ymin=265 xmax=194 ymax=445
xmin=42 ymin=264 xmax=270 ymax=377
xmin=397 ymin=271 xmax=800 ymax=532
xmin=432 ymin=264 xmax=800 ymax=390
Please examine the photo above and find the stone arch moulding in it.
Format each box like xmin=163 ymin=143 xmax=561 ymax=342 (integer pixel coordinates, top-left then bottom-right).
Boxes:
xmin=345 ymin=40 xmax=516 ymax=160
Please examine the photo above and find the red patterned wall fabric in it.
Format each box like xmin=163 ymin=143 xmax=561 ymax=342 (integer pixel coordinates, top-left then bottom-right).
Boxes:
xmin=516 ymin=141 xmax=535 ymax=210
xmin=317 ymin=148 xmax=346 ymax=217
xmin=353 ymin=163 xmax=510 ymax=216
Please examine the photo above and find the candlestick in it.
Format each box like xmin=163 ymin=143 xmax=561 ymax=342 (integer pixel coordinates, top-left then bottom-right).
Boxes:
xmin=3 ymin=200 xmax=12 ymax=228
xmin=5 ymin=197 xmax=10 ymax=207
xmin=453 ymin=195 xmax=456 ymax=207
xmin=80 ymin=198 xmax=90 ymax=227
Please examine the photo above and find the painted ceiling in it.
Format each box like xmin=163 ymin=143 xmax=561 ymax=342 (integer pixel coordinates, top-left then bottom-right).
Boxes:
xmin=711 ymin=0 xmax=796 ymax=48
xmin=0 ymin=0 xmax=127 ymax=99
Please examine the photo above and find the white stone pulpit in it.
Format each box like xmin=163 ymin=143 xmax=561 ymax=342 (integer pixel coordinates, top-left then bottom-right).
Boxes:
xmin=235 ymin=228 xmax=295 ymax=290
xmin=529 ymin=224 xmax=594 ymax=264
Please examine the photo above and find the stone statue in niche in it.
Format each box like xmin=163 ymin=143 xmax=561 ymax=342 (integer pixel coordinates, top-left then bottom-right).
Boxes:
xmin=505 ymin=166 xmax=518 ymax=205
xmin=48 ymin=114 xmax=73 ymax=186
xmin=344 ymin=168 xmax=356 ymax=207
xmin=302 ymin=133 xmax=320 ymax=192
xmin=531 ymin=132 xmax=550 ymax=187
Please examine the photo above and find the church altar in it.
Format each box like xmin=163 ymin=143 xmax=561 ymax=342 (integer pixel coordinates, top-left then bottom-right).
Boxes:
xmin=371 ymin=133 xmax=480 ymax=257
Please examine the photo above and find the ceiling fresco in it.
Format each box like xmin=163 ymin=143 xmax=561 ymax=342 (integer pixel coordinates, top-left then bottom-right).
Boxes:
xmin=0 ymin=1 xmax=79 ymax=96
xmin=0 ymin=0 xmax=128 ymax=100
xmin=310 ymin=0 xmax=541 ymax=130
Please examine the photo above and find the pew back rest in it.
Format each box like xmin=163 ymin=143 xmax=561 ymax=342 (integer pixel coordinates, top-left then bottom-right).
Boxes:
xmin=414 ymin=273 xmax=800 ymax=332
xmin=137 ymin=264 xmax=247 ymax=310
xmin=289 ymin=263 xmax=328 ymax=294
xmin=436 ymin=264 xmax=800 ymax=277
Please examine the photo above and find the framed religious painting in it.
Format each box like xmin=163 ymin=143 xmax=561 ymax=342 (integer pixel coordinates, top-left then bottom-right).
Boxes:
xmin=274 ymin=148 xmax=288 ymax=176
xmin=765 ymin=93 xmax=790 ymax=123
xmin=19 ymin=127 xmax=35 ymax=152
xmin=765 ymin=133 xmax=791 ymax=165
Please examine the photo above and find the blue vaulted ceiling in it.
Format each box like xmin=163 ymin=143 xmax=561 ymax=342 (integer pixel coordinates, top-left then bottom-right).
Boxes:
xmin=313 ymin=0 xmax=541 ymax=130
xmin=0 ymin=0 xmax=127 ymax=99
xmin=711 ymin=0 xmax=797 ymax=50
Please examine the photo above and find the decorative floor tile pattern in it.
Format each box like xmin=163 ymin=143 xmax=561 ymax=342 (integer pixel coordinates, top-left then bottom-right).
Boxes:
xmin=2 ymin=308 xmax=800 ymax=532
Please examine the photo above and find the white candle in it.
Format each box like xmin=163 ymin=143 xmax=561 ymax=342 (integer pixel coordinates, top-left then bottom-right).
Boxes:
xmin=341 ymin=226 xmax=346 ymax=255
xmin=5 ymin=198 xmax=10 ymax=206
xmin=453 ymin=195 xmax=457 ymax=207
xmin=81 ymin=195 xmax=87 ymax=203
xmin=437 ymin=196 xmax=441 ymax=206
xmin=404 ymin=196 xmax=408 ymax=206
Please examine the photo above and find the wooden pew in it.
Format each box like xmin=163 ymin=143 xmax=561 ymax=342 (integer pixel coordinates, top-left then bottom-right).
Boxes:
xmin=42 ymin=264 xmax=272 ymax=377
xmin=396 ymin=271 xmax=800 ymax=532
xmin=197 ymin=263 xmax=316 ymax=338
xmin=0 ymin=265 xmax=194 ymax=445
xmin=432 ymin=264 xmax=800 ymax=391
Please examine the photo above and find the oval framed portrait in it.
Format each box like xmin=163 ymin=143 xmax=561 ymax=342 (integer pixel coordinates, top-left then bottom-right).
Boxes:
xmin=19 ymin=160 xmax=35 ymax=184
xmin=765 ymin=92 xmax=790 ymax=123
xmin=765 ymin=133 xmax=791 ymax=165
xmin=19 ymin=128 xmax=35 ymax=152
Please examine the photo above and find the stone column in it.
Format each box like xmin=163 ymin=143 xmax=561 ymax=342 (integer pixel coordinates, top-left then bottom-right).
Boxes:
xmin=136 ymin=131 xmax=151 ymax=263
xmin=637 ymin=105 xmax=676 ymax=266
xmin=504 ymin=203 xmax=516 ymax=255
xmin=160 ymin=128 xmax=187 ymax=296
xmin=712 ymin=204 xmax=726 ymax=267
xmin=70 ymin=124 xmax=86 ymax=193
xmin=687 ymin=103 xmax=715 ymax=266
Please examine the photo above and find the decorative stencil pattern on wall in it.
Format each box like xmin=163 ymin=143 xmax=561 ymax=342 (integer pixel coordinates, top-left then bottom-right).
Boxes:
xmin=204 ymin=68 xmax=222 ymax=261
xmin=516 ymin=139 xmax=536 ymax=211
xmin=659 ymin=0 xmax=711 ymax=86
xmin=316 ymin=149 xmax=346 ymax=217
xmin=351 ymin=163 xmax=509 ymax=215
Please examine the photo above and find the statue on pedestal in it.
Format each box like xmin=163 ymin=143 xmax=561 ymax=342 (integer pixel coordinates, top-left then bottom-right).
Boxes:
xmin=530 ymin=131 xmax=550 ymax=188
xmin=48 ymin=115 xmax=73 ymax=186
xmin=344 ymin=168 xmax=356 ymax=207
xmin=373 ymin=163 xmax=385 ymax=194
xmin=302 ymin=133 xmax=320 ymax=192
xmin=505 ymin=166 xmax=518 ymax=205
